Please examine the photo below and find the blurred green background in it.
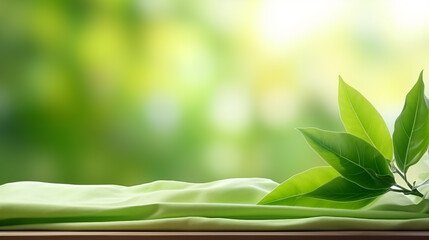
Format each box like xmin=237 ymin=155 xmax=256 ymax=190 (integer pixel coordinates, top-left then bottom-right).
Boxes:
xmin=1 ymin=0 xmax=429 ymax=185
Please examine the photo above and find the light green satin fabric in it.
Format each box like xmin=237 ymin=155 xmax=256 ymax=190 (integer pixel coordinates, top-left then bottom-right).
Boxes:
xmin=0 ymin=178 xmax=428 ymax=230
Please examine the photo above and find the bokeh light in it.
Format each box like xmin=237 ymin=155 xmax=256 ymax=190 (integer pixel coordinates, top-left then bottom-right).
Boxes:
xmin=1 ymin=0 xmax=429 ymax=185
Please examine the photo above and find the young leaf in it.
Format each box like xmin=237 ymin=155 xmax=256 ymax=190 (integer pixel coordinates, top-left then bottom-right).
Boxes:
xmin=338 ymin=77 xmax=393 ymax=160
xmin=307 ymin=176 xmax=388 ymax=201
xmin=393 ymin=72 xmax=429 ymax=174
xmin=258 ymin=166 xmax=339 ymax=205
xmin=298 ymin=128 xmax=395 ymax=190
xmin=258 ymin=166 xmax=378 ymax=209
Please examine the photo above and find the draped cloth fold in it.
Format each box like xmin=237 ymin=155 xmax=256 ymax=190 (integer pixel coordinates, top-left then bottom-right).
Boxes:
xmin=1 ymin=178 xmax=428 ymax=230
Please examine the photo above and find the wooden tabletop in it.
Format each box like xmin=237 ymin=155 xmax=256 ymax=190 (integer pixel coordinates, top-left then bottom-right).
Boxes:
xmin=1 ymin=231 xmax=429 ymax=240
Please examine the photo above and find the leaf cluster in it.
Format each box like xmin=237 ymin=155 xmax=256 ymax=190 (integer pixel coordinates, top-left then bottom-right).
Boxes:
xmin=259 ymin=71 xmax=429 ymax=209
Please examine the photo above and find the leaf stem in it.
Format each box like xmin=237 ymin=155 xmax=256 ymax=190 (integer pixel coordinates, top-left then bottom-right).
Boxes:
xmin=392 ymin=159 xmax=414 ymax=189
xmin=393 ymin=183 xmax=409 ymax=192
xmin=396 ymin=170 xmax=414 ymax=189
xmin=416 ymin=178 xmax=429 ymax=188
xmin=407 ymin=189 xmax=424 ymax=198
xmin=390 ymin=186 xmax=424 ymax=198
xmin=390 ymin=159 xmax=424 ymax=198
xmin=390 ymin=188 xmax=405 ymax=193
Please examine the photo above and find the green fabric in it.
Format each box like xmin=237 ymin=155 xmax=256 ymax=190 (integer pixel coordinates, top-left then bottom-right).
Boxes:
xmin=0 ymin=178 xmax=428 ymax=230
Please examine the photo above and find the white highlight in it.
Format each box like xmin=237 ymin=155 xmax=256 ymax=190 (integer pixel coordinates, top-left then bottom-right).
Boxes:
xmin=257 ymin=0 xmax=342 ymax=51
xmin=210 ymin=84 xmax=251 ymax=133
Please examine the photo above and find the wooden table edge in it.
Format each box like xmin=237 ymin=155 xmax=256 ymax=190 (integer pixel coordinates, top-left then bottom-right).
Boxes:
xmin=1 ymin=231 xmax=429 ymax=240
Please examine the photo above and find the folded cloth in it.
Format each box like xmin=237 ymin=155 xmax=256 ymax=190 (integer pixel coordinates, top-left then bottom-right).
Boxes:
xmin=0 ymin=178 xmax=428 ymax=230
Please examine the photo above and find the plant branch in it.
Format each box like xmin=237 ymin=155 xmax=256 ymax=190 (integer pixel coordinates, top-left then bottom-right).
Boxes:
xmin=392 ymin=159 xmax=414 ymax=189
xmin=416 ymin=178 xmax=429 ymax=188
xmin=390 ymin=188 xmax=405 ymax=193
xmin=392 ymin=183 xmax=409 ymax=192
xmin=390 ymin=159 xmax=424 ymax=198
xmin=397 ymin=170 xmax=414 ymax=189
xmin=390 ymin=186 xmax=424 ymax=198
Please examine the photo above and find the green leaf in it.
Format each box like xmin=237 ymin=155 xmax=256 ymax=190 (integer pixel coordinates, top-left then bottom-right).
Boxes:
xmin=393 ymin=71 xmax=429 ymax=174
xmin=307 ymin=176 xmax=388 ymax=201
xmin=425 ymin=95 xmax=429 ymax=108
xmin=338 ymin=77 xmax=393 ymax=160
xmin=426 ymin=96 xmax=429 ymax=156
xmin=258 ymin=167 xmax=378 ymax=209
xmin=258 ymin=166 xmax=339 ymax=205
xmin=271 ymin=196 xmax=376 ymax=209
xmin=298 ymin=128 xmax=395 ymax=190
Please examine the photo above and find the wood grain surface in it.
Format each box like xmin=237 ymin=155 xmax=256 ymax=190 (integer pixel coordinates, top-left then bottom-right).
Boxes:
xmin=1 ymin=231 xmax=429 ymax=240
